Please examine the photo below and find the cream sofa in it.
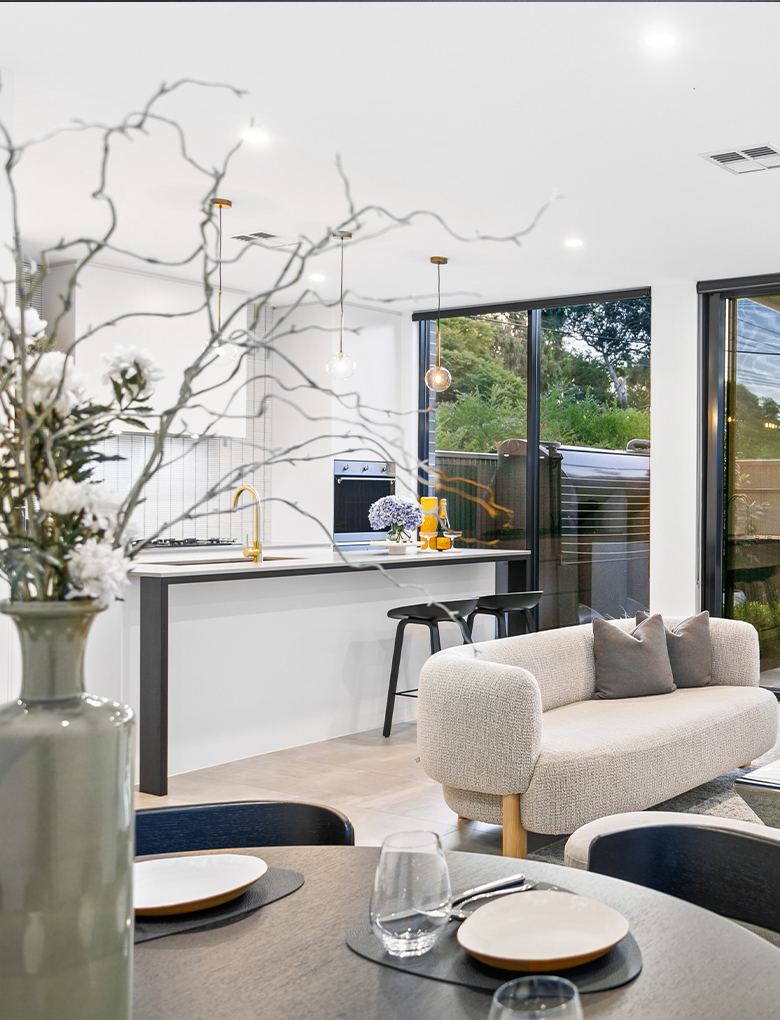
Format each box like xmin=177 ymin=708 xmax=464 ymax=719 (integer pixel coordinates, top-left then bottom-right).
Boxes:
xmin=417 ymin=617 xmax=778 ymax=857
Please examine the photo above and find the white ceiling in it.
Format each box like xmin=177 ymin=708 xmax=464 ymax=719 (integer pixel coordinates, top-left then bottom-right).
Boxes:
xmin=2 ymin=1 xmax=780 ymax=313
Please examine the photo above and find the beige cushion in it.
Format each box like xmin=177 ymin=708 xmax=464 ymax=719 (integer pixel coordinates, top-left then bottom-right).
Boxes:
xmin=442 ymin=687 xmax=778 ymax=834
xmin=520 ymin=686 xmax=777 ymax=833
xmin=592 ymin=614 xmax=676 ymax=699
xmin=564 ymin=810 xmax=780 ymax=870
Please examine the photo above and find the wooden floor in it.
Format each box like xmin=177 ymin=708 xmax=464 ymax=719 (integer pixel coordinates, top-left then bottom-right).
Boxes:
xmin=134 ymin=722 xmax=504 ymax=854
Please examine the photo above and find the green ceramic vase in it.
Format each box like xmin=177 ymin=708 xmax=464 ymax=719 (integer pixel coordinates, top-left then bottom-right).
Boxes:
xmin=0 ymin=601 xmax=134 ymax=1019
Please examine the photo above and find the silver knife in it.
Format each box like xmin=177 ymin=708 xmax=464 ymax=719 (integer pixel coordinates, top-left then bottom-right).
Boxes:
xmin=451 ymin=872 xmax=527 ymax=907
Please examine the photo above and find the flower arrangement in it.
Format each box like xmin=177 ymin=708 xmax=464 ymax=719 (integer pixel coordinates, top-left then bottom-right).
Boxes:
xmin=0 ymin=306 xmax=164 ymax=605
xmin=368 ymin=496 xmax=424 ymax=543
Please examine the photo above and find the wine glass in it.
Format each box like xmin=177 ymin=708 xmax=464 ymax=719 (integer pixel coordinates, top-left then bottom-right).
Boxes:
xmin=369 ymin=830 xmax=451 ymax=957
xmin=488 ymin=977 xmax=583 ymax=1019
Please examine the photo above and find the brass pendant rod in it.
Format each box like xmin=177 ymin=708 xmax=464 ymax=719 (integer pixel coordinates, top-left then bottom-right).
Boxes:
xmin=218 ymin=203 xmax=222 ymax=331
xmin=339 ymin=235 xmax=344 ymax=357
xmin=436 ymin=262 xmax=441 ymax=367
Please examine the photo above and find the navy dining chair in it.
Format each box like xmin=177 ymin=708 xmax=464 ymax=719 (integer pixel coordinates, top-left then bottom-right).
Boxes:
xmin=588 ymin=823 xmax=780 ymax=934
xmin=135 ymin=800 xmax=355 ymax=855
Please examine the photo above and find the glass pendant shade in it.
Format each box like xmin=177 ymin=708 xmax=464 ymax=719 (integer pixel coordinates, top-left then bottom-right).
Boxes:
xmin=326 ymin=351 xmax=356 ymax=380
xmin=326 ymin=231 xmax=355 ymax=380
xmin=425 ymin=255 xmax=452 ymax=393
xmin=425 ymin=364 xmax=452 ymax=392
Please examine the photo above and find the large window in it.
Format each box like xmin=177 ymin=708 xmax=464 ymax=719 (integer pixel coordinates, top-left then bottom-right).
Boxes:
xmin=415 ymin=291 xmax=650 ymax=631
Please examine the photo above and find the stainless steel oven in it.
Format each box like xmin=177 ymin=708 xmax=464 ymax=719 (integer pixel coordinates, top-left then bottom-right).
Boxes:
xmin=333 ymin=459 xmax=395 ymax=546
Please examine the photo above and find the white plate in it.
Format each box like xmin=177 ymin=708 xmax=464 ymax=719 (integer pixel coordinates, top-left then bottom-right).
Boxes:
xmin=456 ymin=889 xmax=629 ymax=971
xmin=134 ymin=854 xmax=268 ymax=916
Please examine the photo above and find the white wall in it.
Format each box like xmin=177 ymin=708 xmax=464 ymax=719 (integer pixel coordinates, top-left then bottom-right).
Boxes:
xmin=649 ymin=282 xmax=700 ymax=616
xmin=42 ymin=262 xmax=248 ymax=438
xmin=269 ymin=301 xmax=417 ymax=544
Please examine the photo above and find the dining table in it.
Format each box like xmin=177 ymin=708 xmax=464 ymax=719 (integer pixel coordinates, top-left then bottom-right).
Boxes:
xmin=133 ymin=845 xmax=780 ymax=1020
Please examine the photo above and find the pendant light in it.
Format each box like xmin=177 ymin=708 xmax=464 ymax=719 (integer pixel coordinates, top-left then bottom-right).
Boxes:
xmin=325 ymin=231 xmax=356 ymax=381
xmin=212 ymin=197 xmax=238 ymax=363
xmin=424 ymin=256 xmax=452 ymax=393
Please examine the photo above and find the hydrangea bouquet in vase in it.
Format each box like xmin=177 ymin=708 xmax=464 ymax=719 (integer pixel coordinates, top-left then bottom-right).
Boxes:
xmin=368 ymin=496 xmax=424 ymax=551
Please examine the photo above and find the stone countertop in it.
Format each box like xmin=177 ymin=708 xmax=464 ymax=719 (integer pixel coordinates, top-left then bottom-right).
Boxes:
xmin=128 ymin=545 xmax=530 ymax=581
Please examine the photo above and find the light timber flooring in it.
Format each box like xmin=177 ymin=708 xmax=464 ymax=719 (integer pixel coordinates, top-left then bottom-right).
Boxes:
xmin=135 ymin=706 xmax=780 ymax=860
xmin=134 ymin=722 xmax=503 ymax=854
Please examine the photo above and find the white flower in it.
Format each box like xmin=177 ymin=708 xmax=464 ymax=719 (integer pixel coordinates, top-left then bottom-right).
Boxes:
xmin=1 ymin=304 xmax=47 ymax=341
xmin=66 ymin=538 xmax=130 ymax=607
xmin=102 ymin=344 xmax=164 ymax=400
xmin=39 ymin=478 xmax=90 ymax=516
xmin=83 ymin=485 xmax=121 ymax=536
xmin=21 ymin=350 xmax=88 ymax=416
xmin=39 ymin=479 xmax=122 ymax=537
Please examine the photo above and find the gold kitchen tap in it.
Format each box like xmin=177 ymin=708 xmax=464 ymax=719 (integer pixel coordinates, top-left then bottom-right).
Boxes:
xmin=232 ymin=485 xmax=262 ymax=563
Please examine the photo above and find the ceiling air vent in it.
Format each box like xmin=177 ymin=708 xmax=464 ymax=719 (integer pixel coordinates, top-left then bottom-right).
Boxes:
xmin=232 ymin=231 xmax=299 ymax=248
xmin=701 ymin=145 xmax=780 ymax=175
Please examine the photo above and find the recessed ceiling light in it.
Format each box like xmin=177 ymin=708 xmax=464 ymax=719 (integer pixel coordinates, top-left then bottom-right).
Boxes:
xmin=241 ymin=123 xmax=271 ymax=147
xmin=564 ymin=238 xmax=583 ymax=248
xmin=644 ymin=26 xmax=678 ymax=52
xmin=309 ymin=274 xmax=326 ymax=282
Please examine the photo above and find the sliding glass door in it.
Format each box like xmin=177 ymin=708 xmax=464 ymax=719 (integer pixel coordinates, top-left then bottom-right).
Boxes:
xmin=416 ymin=289 xmax=651 ymax=633
xmin=724 ymin=294 xmax=780 ymax=671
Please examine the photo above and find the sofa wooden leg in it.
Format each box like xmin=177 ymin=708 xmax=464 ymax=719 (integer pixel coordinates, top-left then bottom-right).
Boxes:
xmin=501 ymin=794 xmax=527 ymax=858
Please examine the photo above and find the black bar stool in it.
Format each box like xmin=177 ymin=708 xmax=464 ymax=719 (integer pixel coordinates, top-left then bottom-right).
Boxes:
xmin=467 ymin=591 xmax=543 ymax=639
xmin=382 ymin=598 xmax=478 ymax=738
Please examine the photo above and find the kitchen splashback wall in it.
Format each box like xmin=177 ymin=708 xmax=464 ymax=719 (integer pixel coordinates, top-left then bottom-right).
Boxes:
xmin=90 ymin=304 xmax=273 ymax=543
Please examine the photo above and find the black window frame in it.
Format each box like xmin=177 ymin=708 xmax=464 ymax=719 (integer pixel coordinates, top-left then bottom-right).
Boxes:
xmin=699 ymin=272 xmax=780 ymax=617
xmin=414 ymin=286 xmax=651 ymax=599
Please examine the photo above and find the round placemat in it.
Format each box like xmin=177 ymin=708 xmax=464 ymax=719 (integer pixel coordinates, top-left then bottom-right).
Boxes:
xmin=135 ymin=867 xmax=303 ymax=943
xmin=346 ymin=884 xmax=641 ymax=994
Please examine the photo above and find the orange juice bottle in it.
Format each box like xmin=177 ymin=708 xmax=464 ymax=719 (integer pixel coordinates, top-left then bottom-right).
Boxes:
xmin=419 ymin=496 xmax=438 ymax=551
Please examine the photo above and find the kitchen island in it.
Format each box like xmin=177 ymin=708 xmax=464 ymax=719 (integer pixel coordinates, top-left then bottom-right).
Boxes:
xmin=130 ymin=546 xmax=530 ymax=795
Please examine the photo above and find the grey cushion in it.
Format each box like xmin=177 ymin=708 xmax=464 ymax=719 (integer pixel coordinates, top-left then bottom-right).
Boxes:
xmin=592 ymin=614 xmax=676 ymax=700
xmin=637 ymin=611 xmax=713 ymax=688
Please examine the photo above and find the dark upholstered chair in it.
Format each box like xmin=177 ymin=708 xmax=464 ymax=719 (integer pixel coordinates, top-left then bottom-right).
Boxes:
xmin=136 ymin=800 xmax=354 ymax=856
xmin=588 ymin=822 xmax=780 ymax=933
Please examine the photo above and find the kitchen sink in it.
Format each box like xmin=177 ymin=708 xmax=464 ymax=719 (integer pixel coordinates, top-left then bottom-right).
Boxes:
xmin=152 ymin=555 xmax=303 ymax=566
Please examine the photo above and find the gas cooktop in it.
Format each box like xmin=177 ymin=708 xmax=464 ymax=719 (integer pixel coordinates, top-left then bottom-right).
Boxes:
xmin=144 ymin=538 xmax=240 ymax=548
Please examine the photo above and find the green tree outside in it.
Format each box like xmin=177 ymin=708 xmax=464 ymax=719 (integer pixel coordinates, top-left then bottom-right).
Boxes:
xmin=435 ymin=301 xmax=651 ymax=452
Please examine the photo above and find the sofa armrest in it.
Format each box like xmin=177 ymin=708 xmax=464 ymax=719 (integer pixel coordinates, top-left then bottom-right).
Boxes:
xmin=709 ymin=618 xmax=760 ymax=687
xmin=417 ymin=651 xmax=543 ymax=796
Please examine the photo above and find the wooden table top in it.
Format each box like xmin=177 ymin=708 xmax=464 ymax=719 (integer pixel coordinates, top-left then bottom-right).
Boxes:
xmin=133 ymin=846 xmax=780 ymax=1020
